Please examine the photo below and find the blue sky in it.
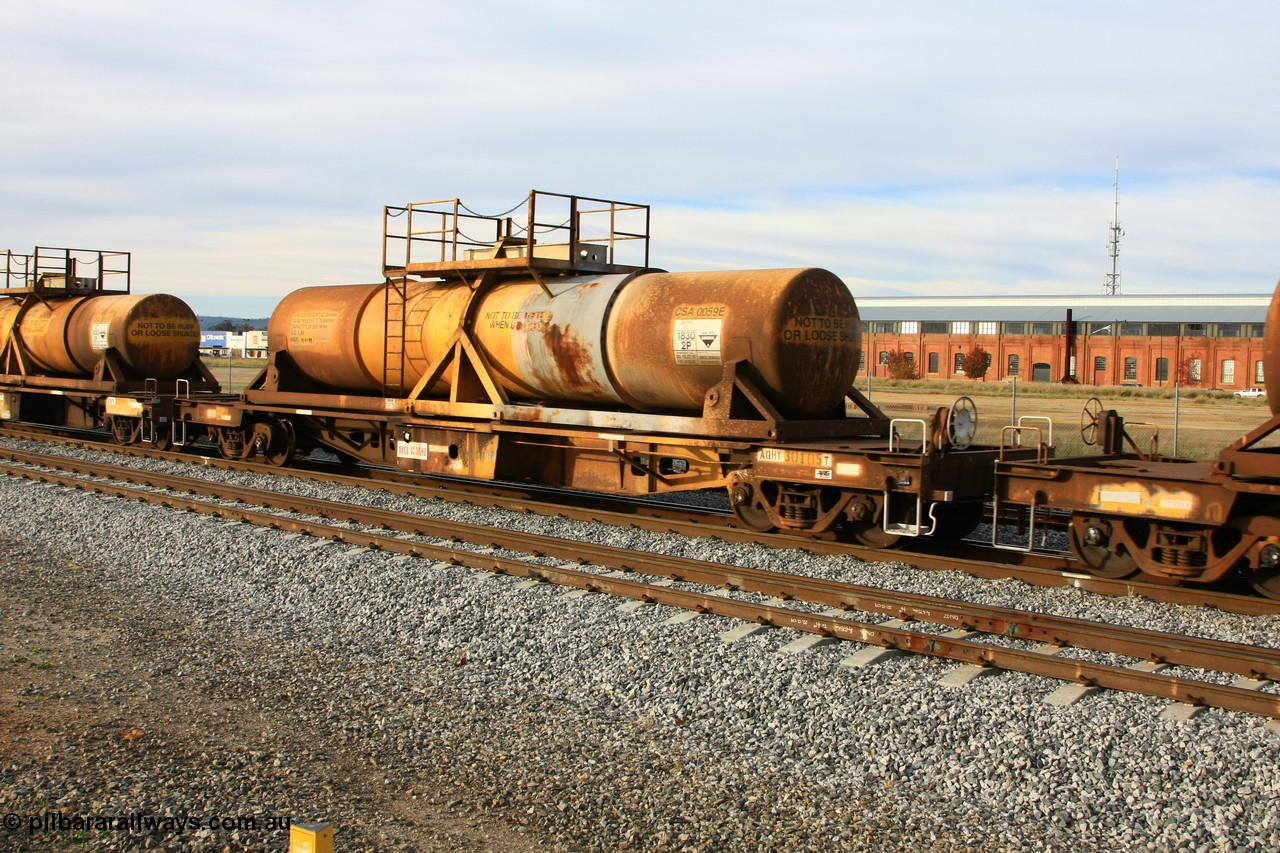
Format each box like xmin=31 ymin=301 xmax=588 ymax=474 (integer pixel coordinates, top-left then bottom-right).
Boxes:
xmin=3 ymin=1 xmax=1277 ymax=317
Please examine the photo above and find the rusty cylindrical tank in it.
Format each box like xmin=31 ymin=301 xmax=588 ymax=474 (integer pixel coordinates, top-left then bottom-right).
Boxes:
xmin=268 ymin=268 xmax=861 ymax=415
xmin=1265 ymin=278 xmax=1280 ymax=416
xmin=0 ymin=293 xmax=201 ymax=379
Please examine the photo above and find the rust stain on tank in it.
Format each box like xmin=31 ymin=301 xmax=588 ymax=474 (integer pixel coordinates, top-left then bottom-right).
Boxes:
xmin=544 ymin=323 xmax=598 ymax=394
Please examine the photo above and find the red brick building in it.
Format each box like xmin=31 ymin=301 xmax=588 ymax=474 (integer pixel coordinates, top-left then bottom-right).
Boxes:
xmin=854 ymin=292 xmax=1271 ymax=390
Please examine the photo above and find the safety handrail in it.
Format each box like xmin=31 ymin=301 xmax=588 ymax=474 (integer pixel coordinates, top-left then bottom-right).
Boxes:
xmin=1000 ymin=425 xmax=1051 ymax=463
xmin=3 ymin=246 xmax=131 ymax=293
xmin=1017 ymin=415 xmax=1053 ymax=448
xmin=383 ymin=190 xmax=651 ymax=275
xmin=1122 ymin=421 xmax=1161 ymax=460
xmin=888 ymin=418 xmax=928 ymax=454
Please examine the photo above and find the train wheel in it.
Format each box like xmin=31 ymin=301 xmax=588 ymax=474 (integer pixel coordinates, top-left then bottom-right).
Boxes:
xmin=1069 ymin=516 xmax=1138 ymax=578
xmin=848 ymin=522 xmax=902 ymax=549
xmin=839 ymin=494 xmax=902 ymax=548
xmin=1246 ymin=543 xmax=1280 ymax=599
xmin=729 ymin=483 xmax=776 ymax=532
xmin=1250 ymin=570 xmax=1280 ymax=600
xmin=149 ymin=428 xmax=172 ymax=451
xmin=261 ymin=419 xmax=296 ymax=467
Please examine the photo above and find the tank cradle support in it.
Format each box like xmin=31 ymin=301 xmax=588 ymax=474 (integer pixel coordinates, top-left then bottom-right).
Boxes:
xmin=700 ymin=359 xmax=784 ymax=425
xmin=404 ymin=325 xmax=509 ymax=407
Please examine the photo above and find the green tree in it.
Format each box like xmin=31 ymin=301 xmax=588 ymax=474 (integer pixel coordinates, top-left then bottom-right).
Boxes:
xmin=209 ymin=319 xmax=258 ymax=333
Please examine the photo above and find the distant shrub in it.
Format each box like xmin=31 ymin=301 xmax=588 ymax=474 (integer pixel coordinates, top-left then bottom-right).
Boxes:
xmin=960 ymin=345 xmax=990 ymax=381
xmin=886 ymin=347 xmax=920 ymax=380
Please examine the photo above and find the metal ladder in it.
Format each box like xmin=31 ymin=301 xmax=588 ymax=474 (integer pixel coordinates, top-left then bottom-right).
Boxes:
xmin=383 ymin=278 xmax=407 ymax=396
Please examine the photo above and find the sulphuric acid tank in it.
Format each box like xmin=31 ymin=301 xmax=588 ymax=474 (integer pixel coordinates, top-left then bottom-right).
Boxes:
xmin=1265 ymin=278 xmax=1280 ymax=416
xmin=268 ymin=268 xmax=861 ymax=415
xmin=0 ymin=293 xmax=201 ymax=379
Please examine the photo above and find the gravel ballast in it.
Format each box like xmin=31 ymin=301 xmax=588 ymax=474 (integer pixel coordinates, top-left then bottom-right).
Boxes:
xmin=2 ymin=439 xmax=1280 ymax=851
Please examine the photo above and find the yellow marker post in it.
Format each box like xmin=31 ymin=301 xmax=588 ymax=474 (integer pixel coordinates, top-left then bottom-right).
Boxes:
xmin=289 ymin=821 xmax=334 ymax=853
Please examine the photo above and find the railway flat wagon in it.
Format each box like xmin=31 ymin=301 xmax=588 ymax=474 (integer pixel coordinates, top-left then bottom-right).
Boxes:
xmin=0 ymin=246 xmax=219 ymax=444
xmin=993 ymin=278 xmax=1280 ymax=597
xmin=174 ymin=191 xmax=1035 ymax=546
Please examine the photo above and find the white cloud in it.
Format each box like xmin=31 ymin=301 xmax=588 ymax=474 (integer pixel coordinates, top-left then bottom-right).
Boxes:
xmin=1 ymin=0 xmax=1276 ymax=316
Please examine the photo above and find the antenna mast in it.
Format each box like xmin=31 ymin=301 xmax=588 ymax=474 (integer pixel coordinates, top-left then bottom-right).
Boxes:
xmin=1103 ymin=156 xmax=1123 ymax=296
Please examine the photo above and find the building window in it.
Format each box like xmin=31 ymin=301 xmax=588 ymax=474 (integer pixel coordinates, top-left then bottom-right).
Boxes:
xmin=1221 ymin=359 xmax=1236 ymax=385
xmin=859 ymin=352 xmax=865 ymax=370
xmin=976 ymin=321 xmax=998 ymax=335
xmin=1003 ymin=322 xmax=1025 ymax=335
xmin=928 ymin=352 xmax=939 ymax=373
xmin=879 ymin=351 xmax=889 ymax=365
xmin=1257 ymin=360 xmax=1266 ymax=384
xmin=1121 ymin=322 xmax=1144 ymax=336
xmin=1155 ymin=357 xmax=1169 ymax=382
xmin=1089 ymin=323 xmax=1112 ymax=336
xmin=1094 ymin=356 xmax=1107 ymax=373
xmin=1148 ymin=323 xmax=1178 ymax=337
xmin=904 ymin=352 xmax=915 ymax=365
xmin=1185 ymin=323 xmax=1206 ymax=337
xmin=951 ymin=321 xmax=971 ymax=335
xmin=899 ymin=321 xmax=920 ymax=335
xmin=1031 ymin=322 xmax=1056 ymax=335
xmin=1218 ymin=323 xmax=1240 ymax=338
xmin=1008 ymin=354 xmax=1020 ymax=375
xmin=922 ymin=321 xmax=948 ymax=334
xmin=1189 ymin=359 xmax=1202 ymax=382
xmin=954 ymin=352 xmax=965 ymax=374
xmin=1124 ymin=357 xmax=1137 ymax=380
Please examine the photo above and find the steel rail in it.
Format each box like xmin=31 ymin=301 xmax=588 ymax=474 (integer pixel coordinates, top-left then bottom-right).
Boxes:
xmin=4 ymin=451 xmax=1280 ymax=718
xmin=2 ymin=428 xmax=1278 ymax=616
xmin=9 ymin=446 xmax=1277 ymax=678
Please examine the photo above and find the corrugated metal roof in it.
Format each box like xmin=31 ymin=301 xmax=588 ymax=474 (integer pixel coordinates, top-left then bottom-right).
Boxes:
xmin=851 ymin=291 xmax=1272 ymax=324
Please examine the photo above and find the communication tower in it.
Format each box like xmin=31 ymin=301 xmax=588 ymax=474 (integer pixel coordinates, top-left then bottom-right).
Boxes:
xmin=1103 ymin=157 xmax=1123 ymax=296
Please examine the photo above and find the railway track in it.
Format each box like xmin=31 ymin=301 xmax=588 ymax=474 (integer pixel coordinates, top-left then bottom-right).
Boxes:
xmin=4 ymin=444 xmax=1280 ymax=721
xmin=2 ymin=425 xmax=1276 ymax=616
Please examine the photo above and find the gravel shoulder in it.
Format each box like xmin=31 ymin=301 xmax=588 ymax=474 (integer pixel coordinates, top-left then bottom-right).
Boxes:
xmin=0 ymin=535 xmax=539 ymax=851
xmin=2 ymin=446 xmax=1280 ymax=851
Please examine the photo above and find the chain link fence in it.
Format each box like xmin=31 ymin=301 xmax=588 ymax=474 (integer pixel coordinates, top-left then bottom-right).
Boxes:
xmin=870 ymin=380 xmax=1276 ymax=460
